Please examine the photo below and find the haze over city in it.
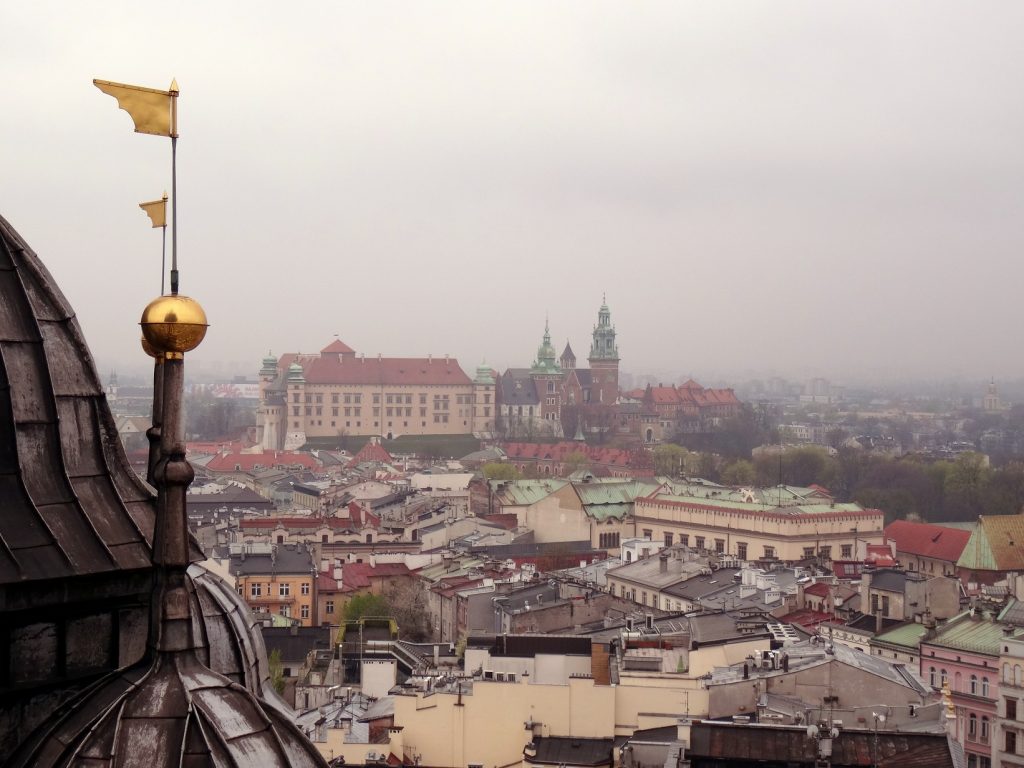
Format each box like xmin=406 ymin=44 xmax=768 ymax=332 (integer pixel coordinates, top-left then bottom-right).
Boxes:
xmin=3 ymin=2 xmax=1023 ymax=382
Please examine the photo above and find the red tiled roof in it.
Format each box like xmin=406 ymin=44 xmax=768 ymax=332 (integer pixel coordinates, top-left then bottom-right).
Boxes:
xmin=321 ymin=339 xmax=355 ymax=354
xmin=206 ymin=451 xmax=320 ymax=472
xmin=317 ymin=573 xmax=340 ymax=591
xmin=804 ymin=582 xmax=833 ymax=597
xmin=347 ymin=442 xmax=395 ymax=468
xmin=502 ymin=441 xmax=640 ymax=468
xmin=188 ymin=439 xmax=249 ymax=456
xmin=884 ymin=520 xmax=971 ymax=563
xmin=480 ymin=513 xmax=519 ymax=531
xmin=778 ymin=609 xmax=834 ymax=628
xmin=341 ymin=562 xmax=411 ymax=589
xmin=285 ymin=353 xmax=472 ymax=386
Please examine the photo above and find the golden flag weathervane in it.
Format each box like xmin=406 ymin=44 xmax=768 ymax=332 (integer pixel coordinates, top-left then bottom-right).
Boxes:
xmin=94 ymin=78 xmax=182 ymax=294
xmin=139 ymin=193 xmax=169 ymax=294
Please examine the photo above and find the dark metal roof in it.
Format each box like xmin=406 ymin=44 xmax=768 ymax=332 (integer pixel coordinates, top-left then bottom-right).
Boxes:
xmin=500 ymin=371 xmax=541 ymax=406
xmin=0 ymin=214 xmax=157 ymax=583
xmin=688 ymin=721 xmax=958 ymax=768
xmin=527 ymin=736 xmax=614 ymax=767
xmin=261 ymin=625 xmax=335 ymax=663
xmin=468 ymin=634 xmax=592 ymax=657
xmin=230 ymin=544 xmax=318 ymax=576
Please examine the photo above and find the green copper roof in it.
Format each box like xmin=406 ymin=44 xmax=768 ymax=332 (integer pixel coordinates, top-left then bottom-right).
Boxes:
xmin=286 ymin=362 xmax=305 ymax=383
xmin=474 ymin=363 xmax=495 ymax=385
xmin=531 ymin=319 xmax=560 ymax=373
xmin=925 ymin=611 xmax=1022 ymax=654
xmin=492 ymin=479 xmax=568 ymax=506
xmin=957 ymin=515 xmax=1024 ymax=572
xmin=872 ymin=621 xmax=929 ymax=651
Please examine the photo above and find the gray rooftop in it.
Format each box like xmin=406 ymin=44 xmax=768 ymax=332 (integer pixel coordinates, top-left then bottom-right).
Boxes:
xmin=230 ymin=543 xmax=317 ymax=576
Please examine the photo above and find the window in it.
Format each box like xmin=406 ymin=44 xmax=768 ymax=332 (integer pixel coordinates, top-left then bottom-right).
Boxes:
xmin=664 ymin=532 xmax=674 ymax=547
xmin=695 ymin=536 xmax=705 ymax=550
xmin=301 ymin=605 xmax=310 ymax=620
xmin=279 ymin=583 xmax=290 ymax=597
xmin=250 ymin=583 xmax=262 ymax=597
xmin=981 ymin=715 xmax=989 ymax=744
xmin=373 ymin=393 xmax=380 ymax=404
xmin=332 ymin=394 xmax=339 ymax=404
xmin=968 ymin=713 xmax=977 ymax=740
xmin=881 ymin=595 xmax=890 ymax=617
xmin=930 ymin=667 xmax=937 ymax=687
xmin=803 ymin=547 xmax=815 ymax=559
xmin=941 ymin=669 xmax=948 ymax=686
xmin=715 ymin=539 xmax=725 ymax=554
xmin=1008 ymin=697 xmax=1017 ymax=720
xmin=841 ymin=544 xmax=852 ymax=558
xmin=680 ymin=534 xmax=689 ymax=547
xmin=301 ymin=583 xmax=310 ymax=596
xmin=970 ymin=674 xmax=978 ymax=695
xmin=1007 ymin=730 xmax=1017 ymax=754
xmin=763 ymin=545 xmax=776 ymax=559
xmin=326 ymin=600 xmax=335 ymax=615
xmin=737 ymin=542 xmax=748 ymax=560
xmin=982 ymin=677 xmax=989 ymax=697
xmin=642 ymin=528 xmax=653 ymax=540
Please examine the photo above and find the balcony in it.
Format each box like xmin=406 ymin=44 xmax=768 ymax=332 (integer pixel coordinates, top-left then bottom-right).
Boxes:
xmin=246 ymin=593 xmax=296 ymax=604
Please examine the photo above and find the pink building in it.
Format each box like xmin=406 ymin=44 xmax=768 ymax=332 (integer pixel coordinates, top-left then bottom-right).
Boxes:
xmin=920 ymin=609 xmax=1022 ymax=768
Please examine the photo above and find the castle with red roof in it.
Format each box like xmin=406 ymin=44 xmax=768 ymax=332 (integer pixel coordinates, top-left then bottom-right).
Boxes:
xmin=256 ymin=340 xmax=497 ymax=449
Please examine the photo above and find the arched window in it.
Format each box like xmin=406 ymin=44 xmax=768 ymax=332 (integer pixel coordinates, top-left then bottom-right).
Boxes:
xmin=970 ymin=674 xmax=977 ymax=695
xmin=982 ymin=677 xmax=990 ymax=697
xmin=1005 ymin=663 xmax=1012 ymax=683
xmin=1016 ymin=665 xmax=1023 ymax=686
xmin=930 ymin=667 xmax=937 ymax=687
xmin=941 ymin=669 xmax=948 ymax=686
xmin=982 ymin=716 xmax=990 ymax=742
xmin=969 ymin=713 xmax=977 ymax=739
xmin=955 ymin=671 xmax=962 ymax=691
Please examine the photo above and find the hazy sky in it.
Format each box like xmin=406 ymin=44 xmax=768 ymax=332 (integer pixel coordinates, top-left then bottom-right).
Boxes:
xmin=4 ymin=2 xmax=1024 ymax=384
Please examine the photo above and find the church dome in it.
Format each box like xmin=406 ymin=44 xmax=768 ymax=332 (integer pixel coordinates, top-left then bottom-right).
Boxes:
xmin=1 ymin=213 xmax=325 ymax=765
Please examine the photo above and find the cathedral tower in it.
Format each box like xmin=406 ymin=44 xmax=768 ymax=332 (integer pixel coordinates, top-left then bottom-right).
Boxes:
xmin=588 ymin=296 xmax=619 ymax=404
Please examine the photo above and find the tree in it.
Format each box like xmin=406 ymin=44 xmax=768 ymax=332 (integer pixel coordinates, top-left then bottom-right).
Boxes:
xmin=721 ymin=459 xmax=756 ymax=486
xmin=652 ymin=444 xmax=688 ymax=477
xmin=564 ymin=450 xmax=591 ymax=474
xmin=482 ymin=462 xmax=520 ymax=481
xmin=383 ymin=579 xmax=433 ymax=641
xmin=268 ymin=648 xmax=285 ymax=695
xmin=945 ymin=451 xmax=992 ymax=519
xmin=342 ymin=592 xmax=390 ymax=622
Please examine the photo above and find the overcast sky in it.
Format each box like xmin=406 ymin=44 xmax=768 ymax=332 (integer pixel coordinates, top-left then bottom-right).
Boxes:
xmin=4 ymin=2 xmax=1023 ymax=385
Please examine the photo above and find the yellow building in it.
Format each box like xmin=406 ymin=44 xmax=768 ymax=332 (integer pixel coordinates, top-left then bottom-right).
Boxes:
xmin=227 ymin=543 xmax=318 ymax=626
xmin=633 ymin=489 xmax=884 ymax=564
xmin=256 ymin=341 xmax=496 ymax=449
xmin=316 ymin=632 xmax=763 ymax=767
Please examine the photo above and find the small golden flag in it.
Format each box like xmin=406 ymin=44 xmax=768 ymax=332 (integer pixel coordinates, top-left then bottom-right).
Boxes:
xmin=139 ymin=194 xmax=168 ymax=228
xmin=93 ymin=78 xmax=178 ymax=137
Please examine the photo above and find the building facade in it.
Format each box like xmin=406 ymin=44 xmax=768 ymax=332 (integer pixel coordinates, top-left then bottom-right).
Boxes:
xmin=257 ymin=341 xmax=495 ymax=448
xmin=633 ymin=490 xmax=884 ymax=565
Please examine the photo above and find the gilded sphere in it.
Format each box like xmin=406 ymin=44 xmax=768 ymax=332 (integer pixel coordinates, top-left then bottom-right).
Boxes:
xmin=140 ymin=334 xmax=160 ymax=359
xmin=140 ymin=294 xmax=209 ymax=354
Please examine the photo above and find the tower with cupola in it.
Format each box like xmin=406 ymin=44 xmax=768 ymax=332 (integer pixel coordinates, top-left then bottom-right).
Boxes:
xmin=588 ymin=296 xmax=620 ymax=404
